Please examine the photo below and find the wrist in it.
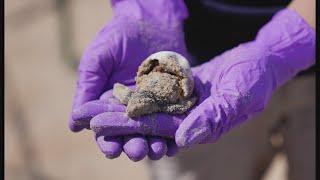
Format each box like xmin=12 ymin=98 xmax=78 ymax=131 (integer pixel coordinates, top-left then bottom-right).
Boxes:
xmin=288 ymin=0 xmax=315 ymax=29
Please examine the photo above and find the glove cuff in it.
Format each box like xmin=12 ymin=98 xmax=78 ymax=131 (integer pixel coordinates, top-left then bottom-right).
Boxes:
xmin=255 ymin=8 xmax=315 ymax=85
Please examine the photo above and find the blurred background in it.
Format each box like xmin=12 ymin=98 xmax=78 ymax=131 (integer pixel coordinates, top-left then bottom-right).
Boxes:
xmin=5 ymin=0 xmax=288 ymax=179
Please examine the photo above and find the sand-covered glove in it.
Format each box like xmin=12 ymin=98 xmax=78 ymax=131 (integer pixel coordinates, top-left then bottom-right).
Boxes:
xmin=69 ymin=0 xmax=188 ymax=161
xmin=87 ymin=8 xmax=315 ymax=148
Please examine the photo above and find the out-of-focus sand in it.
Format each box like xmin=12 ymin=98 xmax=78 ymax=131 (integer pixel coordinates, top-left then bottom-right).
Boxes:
xmin=4 ymin=1 xmax=287 ymax=179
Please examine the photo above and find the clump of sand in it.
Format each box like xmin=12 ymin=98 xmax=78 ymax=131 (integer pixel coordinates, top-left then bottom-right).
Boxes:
xmin=113 ymin=51 xmax=197 ymax=118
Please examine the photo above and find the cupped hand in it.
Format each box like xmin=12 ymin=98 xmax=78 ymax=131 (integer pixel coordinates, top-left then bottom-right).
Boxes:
xmin=69 ymin=0 xmax=189 ymax=161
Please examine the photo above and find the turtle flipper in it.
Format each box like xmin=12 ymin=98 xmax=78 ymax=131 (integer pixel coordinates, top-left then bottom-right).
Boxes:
xmin=113 ymin=83 xmax=134 ymax=105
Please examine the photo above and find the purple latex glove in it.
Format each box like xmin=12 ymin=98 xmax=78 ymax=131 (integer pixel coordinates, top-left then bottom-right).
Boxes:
xmin=88 ymin=9 xmax=315 ymax=148
xmin=70 ymin=0 xmax=188 ymax=161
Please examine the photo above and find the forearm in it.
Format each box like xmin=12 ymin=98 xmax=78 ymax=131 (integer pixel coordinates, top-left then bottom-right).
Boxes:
xmin=288 ymin=0 xmax=315 ymax=29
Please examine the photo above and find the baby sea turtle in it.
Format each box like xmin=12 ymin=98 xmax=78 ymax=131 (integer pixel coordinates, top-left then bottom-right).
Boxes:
xmin=113 ymin=51 xmax=197 ymax=117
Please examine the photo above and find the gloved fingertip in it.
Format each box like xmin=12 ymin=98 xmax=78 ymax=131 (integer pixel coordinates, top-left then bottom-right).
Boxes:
xmin=175 ymin=117 xmax=212 ymax=148
xmin=68 ymin=119 xmax=85 ymax=132
xmin=71 ymin=108 xmax=86 ymax=121
xmin=166 ymin=140 xmax=179 ymax=157
xmin=123 ymin=135 xmax=148 ymax=162
xmin=96 ymin=136 xmax=123 ymax=159
xmin=148 ymin=137 xmax=167 ymax=160
xmin=105 ymin=153 xmax=121 ymax=159
xmin=175 ymin=126 xmax=211 ymax=148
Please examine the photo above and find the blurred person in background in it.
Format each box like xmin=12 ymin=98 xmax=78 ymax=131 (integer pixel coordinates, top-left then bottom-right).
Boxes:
xmin=69 ymin=0 xmax=315 ymax=179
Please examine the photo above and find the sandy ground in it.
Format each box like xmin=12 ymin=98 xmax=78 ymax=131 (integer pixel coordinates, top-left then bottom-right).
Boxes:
xmin=5 ymin=0 xmax=288 ymax=180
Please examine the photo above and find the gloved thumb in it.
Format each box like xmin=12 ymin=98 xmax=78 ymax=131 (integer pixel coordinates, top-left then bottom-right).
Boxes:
xmin=175 ymin=98 xmax=220 ymax=147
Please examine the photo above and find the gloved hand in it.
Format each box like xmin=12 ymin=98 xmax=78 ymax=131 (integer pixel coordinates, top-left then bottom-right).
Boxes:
xmin=84 ymin=8 xmax=315 ymax=148
xmin=69 ymin=0 xmax=188 ymax=161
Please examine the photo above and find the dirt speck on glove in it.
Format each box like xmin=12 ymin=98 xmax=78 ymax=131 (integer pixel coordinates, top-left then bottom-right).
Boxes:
xmin=113 ymin=51 xmax=197 ymax=118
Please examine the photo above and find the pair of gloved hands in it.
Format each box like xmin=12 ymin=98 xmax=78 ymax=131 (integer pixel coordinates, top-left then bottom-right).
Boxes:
xmin=69 ymin=0 xmax=315 ymax=162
